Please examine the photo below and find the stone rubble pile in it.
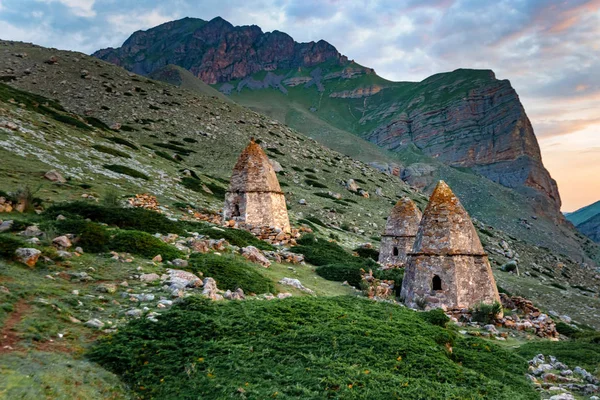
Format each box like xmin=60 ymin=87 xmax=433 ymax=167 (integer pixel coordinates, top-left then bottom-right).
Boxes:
xmin=527 ymin=354 xmax=598 ymax=400
xmin=0 ymin=196 xmax=20 ymax=213
xmin=500 ymin=293 xmax=559 ymax=339
xmin=128 ymin=193 xmax=160 ymax=210
xmin=361 ymin=269 xmax=395 ymax=299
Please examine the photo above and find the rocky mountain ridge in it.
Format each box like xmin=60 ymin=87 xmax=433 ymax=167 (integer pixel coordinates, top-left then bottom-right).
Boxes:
xmin=93 ymin=17 xmax=561 ymax=218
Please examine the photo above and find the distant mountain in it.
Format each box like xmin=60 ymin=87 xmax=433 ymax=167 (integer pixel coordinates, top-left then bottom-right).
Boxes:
xmin=93 ymin=16 xmax=562 ymax=221
xmin=565 ymin=200 xmax=600 ymax=225
xmin=565 ymin=200 xmax=600 ymax=242
xmin=577 ymin=214 xmax=600 ymax=243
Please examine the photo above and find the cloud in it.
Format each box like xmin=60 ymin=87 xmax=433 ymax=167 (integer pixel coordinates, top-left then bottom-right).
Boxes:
xmin=36 ymin=0 xmax=97 ymax=17
xmin=106 ymin=9 xmax=180 ymax=35
xmin=534 ymin=118 xmax=600 ymax=138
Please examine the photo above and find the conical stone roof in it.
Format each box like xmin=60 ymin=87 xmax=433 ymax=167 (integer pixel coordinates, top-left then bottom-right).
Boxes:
xmin=228 ymin=139 xmax=282 ymax=193
xmin=383 ymin=197 xmax=422 ymax=237
xmin=410 ymin=180 xmax=485 ymax=256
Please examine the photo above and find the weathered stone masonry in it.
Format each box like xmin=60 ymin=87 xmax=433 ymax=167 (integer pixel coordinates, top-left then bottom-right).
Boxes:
xmin=223 ymin=139 xmax=291 ymax=232
xmin=401 ymin=181 xmax=501 ymax=312
xmin=378 ymin=197 xmax=422 ymax=267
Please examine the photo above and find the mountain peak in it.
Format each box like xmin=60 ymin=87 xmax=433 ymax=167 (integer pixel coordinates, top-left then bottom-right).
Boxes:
xmin=94 ymin=16 xmax=346 ymax=84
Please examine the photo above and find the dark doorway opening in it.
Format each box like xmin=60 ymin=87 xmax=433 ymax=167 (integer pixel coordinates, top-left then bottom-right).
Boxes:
xmin=232 ymin=203 xmax=241 ymax=217
xmin=392 ymin=247 xmax=399 ymax=256
xmin=432 ymin=275 xmax=442 ymax=291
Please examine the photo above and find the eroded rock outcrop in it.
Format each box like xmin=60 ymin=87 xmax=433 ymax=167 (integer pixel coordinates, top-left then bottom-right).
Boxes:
xmin=93 ymin=17 xmax=347 ymax=84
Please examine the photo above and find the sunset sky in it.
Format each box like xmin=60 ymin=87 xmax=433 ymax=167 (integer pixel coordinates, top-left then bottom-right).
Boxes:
xmin=1 ymin=0 xmax=598 ymax=211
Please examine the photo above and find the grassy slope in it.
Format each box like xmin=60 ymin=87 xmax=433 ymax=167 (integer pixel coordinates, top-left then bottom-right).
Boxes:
xmin=148 ymin=64 xmax=232 ymax=103
xmin=89 ymin=296 xmax=539 ymax=400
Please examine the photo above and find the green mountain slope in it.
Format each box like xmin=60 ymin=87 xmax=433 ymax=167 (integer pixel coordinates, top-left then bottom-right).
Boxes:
xmin=148 ymin=64 xmax=231 ymax=102
xmin=566 ymin=200 xmax=600 ymax=226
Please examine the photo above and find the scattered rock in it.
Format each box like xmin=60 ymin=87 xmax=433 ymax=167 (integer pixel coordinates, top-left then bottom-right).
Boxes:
xmin=85 ymin=319 xmax=104 ymax=329
xmin=240 ymin=246 xmax=271 ymax=267
xmin=278 ymin=277 xmax=314 ymax=294
xmin=202 ymin=277 xmax=223 ymax=301
xmin=152 ymin=255 xmax=163 ymax=262
xmin=165 ymin=269 xmax=203 ymax=290
xmin=125 ymin=309 xmax=143 ymax=318
xmin=52 ymin=235 xmax=72 ymax=249
xmin=139 ymin=273 xmax=160 ymax=283
xmin=44 ymin=170 xmax=66 ymax=183
xmin=15 ymin=248 xmax=41 ymax=267
xmin=0 ymin=220 xmax=13 ymax=232
xmin=96 ymin=283 xmax=117 ymax=294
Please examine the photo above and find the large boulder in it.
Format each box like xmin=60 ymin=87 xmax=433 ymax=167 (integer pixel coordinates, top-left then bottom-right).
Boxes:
xmin=44 ymin=170 xmax=66 ymax=183
xmin=202 ymin=277 xmax=223 ymax=301
xmin=165 ymin=269 xmax=203 ymax=290
xmin=240 ymin=246 xmax=271 ymax=267
xmin=15 ymin=248 xmax=42 ymax=267
xmin=52 ymin=235 xmax=72 ymax=249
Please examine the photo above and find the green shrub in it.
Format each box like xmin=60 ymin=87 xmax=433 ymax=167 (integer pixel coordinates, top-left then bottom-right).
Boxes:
xmin=471 ymin=302 xmax=503 ymax=324
xmin=188 ymin=253 xmax=275 ymax=294
xmin=106 ymin=137 xmax=139 ymax=150
xmin=354 ymin=246 xmax=379 ymax=261
xmin=154 ymin=142 xmax=195 ymax=155
xmin=555 ymin=322 xmax=579 ymax=337
xmin=103 ymin=164 xmax=149 ymax=180
xmin=92 ymin=145 xmax=131 ymax=158
xmin=0 ymin=235 xmax=23 ymax=258
xmin=101 ymin=189 xmax=122 ymax=207
xmin=305 ymin=174 xmax=319 ymax=180
xmin=52 ymin=113 xmax=93 ymax=131
xmin=500 ymin=261 xmax=517 ymax=272
xmin=180 ymin=177 xmax=226 ymax=199
xmin=89 ymin=296 xmax=538 ymax=399
xmin=84 ymin=116 xmax=111 ymax=130
xmin=419 ymin=308 xmax=450 ymax=328
xmin=517 ymin=339 xmax=600 ymax=373
xmin=305 ymin=216 xmax=327 ymax=228
xmin=110 ymin=230 xmax=183 ymax=261
xmin=155 ymin=150 xmax=179 ymax=162
xmin=183 ymin=138 xmax=198 ymax=143
xmin=316 ymin=263 xmax=364 ymax=287
xmin=191 ymin=225 xmax=274 ymax=251
xmin=54 ymin=219 xmax=110 ymax=253
xmin=45 ymin=202 xmax=184 ymax=235
xmin=305 ymin=179 xmax=327 ymax=188
xmin=550 ymin=282 xmax=568 ymax=291
xmin=305 ymin=168 xmax=317 ymax=173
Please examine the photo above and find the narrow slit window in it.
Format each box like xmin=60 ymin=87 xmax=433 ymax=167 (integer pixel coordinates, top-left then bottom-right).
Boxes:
xmin=392 ymin=247 xmax=399 ymax=256
xmin=432 ymin=275 xmax=442 ymax=291
xmin=233 ymin=203 xmax=241 ymax=217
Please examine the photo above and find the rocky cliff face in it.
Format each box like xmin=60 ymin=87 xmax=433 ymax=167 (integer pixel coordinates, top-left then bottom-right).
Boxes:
xmin=93 ymin=17 xmax=347 ymax=84
xmin=365 ymin=78 xmax=561 ymax=212
xmin=94 ymin=17 xmax=561 ymax=214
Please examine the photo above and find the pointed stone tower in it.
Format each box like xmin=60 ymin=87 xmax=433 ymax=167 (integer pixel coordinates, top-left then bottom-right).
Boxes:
xmin=401 ymin=181 xmax=501 ymax=312
xmin=223 ymin=138 xmax=291 ymax=232
xmin=378 ymin=197 xmax=422 ymax=267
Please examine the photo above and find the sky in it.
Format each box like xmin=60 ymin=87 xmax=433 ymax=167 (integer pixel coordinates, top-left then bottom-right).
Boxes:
xmin=0 ymin=0 xmax=599 ymax=212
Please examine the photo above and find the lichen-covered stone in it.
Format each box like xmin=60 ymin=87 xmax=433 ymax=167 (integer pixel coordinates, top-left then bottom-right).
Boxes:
xmin=378 ymin=197 xmax=422 ymax=267
xmin=223 ymin=139 xmax=290 ymax=232
xmin=401 ymin=181 xmax=501 ymax=313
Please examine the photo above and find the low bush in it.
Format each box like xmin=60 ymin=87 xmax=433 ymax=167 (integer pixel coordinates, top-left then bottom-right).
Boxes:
xmin=182 ymin=138 xmax=198 ymax=143
xmin=0 ymin=235 xmax=23 ymax=258
xmin=550 ymin=282 xmax=568 ymax=291
xmin=92 ymin=145 xmax=131 ymax=158
xmin=192 ymin=225 xmax=274 ymax=251
xmin=471 ymin=302 xmax=503 ymax=324
xmin=291 ymin=234 xmax=356 ymax=266
xmin=89 ymin=296 xmax=538 ymax=399
xmin=54 ymin=219 xmax=110 ymax=253
xmin=84 ymin=116 xmax=111 ymax=130
xmin=154 ymin=142 xmax=195 ymax=156
xmin=305 ymin=216 xmax=327 ymax=228
xmin=354 ymin=246 xmax=379 ymax=261
xmin=155 ymin=150 xmax=179 ymax=162
xmin=188 ymin=253 xmax=275 ymax=294
xmin=110 ymin=230 xmax=183 ymax=261
xmin=103 ymin=164 xmax=149 ymax=180
xmin=106 ymin=137 xmax=139 ymax=150
xmin=316 ymin=263 xmax=364 ymax=287
xmin=45 ymin=202 xmax=185 ymax=235
xmin=180 ymin=177 xmax=226 ymax=199
xmin=305 ymin=179 xmax=327 ymax=188
xmin=555 ymin=322 xmax=579 ymax=337
xmin=419 ymin=308 xmax=450 ymax=328
xmin=517 ymin=339 xmax=600 ymax=373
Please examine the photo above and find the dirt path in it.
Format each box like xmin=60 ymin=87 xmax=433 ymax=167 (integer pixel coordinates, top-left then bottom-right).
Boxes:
xmin=0 ymin=299 xmax=30 ymax=354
